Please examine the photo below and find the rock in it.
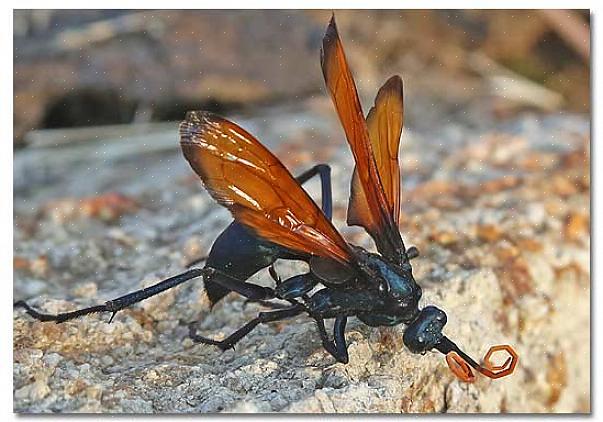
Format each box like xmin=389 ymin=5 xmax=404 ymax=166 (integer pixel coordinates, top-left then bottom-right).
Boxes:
xmin=13 ymin=90 xmax=589 ymax=412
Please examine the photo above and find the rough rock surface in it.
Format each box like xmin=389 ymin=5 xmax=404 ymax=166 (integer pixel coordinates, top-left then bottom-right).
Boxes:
xmin=13 ymin=98 xmax=589 ymax=413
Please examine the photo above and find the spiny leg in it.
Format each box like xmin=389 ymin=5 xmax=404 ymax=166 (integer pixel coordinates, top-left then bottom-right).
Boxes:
xmin=189 ymin=304 xmax=304 ymax=351
xmin=13 ymin=301 xmax=108 ymax=324
xmin=242 ymin=264 xmax=318 ymax=309
xmin=333 ymin=315 xmax=348 ymax=359
xmin=241 ymin=263 xmax=300 ymax=309
xmin=274 ymin=272 xmax=319 ymax=301
xmin=14 ymin=266 xmax=270 ymax=324
xmin=14 ymin=268 xmax=206 ymax=324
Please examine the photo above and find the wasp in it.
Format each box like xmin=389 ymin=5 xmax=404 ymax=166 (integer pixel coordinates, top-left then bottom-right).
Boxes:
xmin=15 ymin=16 xmax=517 ymax=383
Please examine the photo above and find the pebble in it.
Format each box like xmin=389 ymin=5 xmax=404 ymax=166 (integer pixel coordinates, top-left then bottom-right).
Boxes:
xmin=29 ymin=379 xmax=51 ymax=401
xmin=43 ymin=353 xmax=62 ymax=367
xmin=100 ymin=355 xmax=114 ymax=366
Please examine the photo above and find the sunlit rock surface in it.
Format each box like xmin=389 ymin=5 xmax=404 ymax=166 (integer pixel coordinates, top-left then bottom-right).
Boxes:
xmin=13 ymin=101 xmax=589 ymax=413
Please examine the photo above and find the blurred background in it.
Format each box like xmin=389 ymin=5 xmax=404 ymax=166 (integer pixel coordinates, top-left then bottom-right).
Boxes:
xmin=14 ymin=10 xmax=590 ymax=413
xmin=14 ymin=10 xmax=589 ymax=144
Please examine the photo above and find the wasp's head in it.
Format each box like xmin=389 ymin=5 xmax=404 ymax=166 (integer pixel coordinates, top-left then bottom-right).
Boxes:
xmin=403 ymin=306 xmax=519 ymax=383
xmin=402 ymin=306 xmax=447 ymax=354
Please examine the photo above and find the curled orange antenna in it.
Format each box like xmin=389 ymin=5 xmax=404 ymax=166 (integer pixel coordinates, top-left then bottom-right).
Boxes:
xmin=446 ymin=351 xmax=476 ymax=383
xmin=437 ymin=337 xmax=518 ymax=382
xmin=475 ymin=344 xmax=518 ymax=379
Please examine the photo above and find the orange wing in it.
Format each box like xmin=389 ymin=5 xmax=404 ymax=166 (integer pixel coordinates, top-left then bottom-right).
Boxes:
xmin=349 ymin=76 xmax=404 ymax=229
xmin=321 ymin=16 xmax=406 ymax=263
xmin=179 ymin=111 xmax=353 ymax=266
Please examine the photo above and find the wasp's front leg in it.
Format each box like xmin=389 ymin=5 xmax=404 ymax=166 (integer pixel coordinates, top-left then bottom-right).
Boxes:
xmin=305 ymin=288 xmax=384 ymax=363
xmin=315 ymin=315 xmax=349 ymax=363
xmin=257 ymin=276 xmax=353 ymax=363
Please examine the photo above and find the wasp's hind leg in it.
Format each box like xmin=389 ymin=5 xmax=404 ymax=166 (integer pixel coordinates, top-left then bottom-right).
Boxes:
xmin=14 ymin=268 xmax=206 ymax=324
xmin=14 ymin=267 xmax=271 ymax=324
xmin=189 ymin=304 xmax=304 ymax=351
xmin=274 ymin=273 xmax=319 ymax=301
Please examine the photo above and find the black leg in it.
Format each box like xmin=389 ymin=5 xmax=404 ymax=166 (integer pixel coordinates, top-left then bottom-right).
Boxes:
xmin=208 ymin=269 xmax=275 ymax=301
xmin=14 ymin=268 xmax=206 ymax=324
xmin=268 ymin=265 xmax=282 ymax=285
xmin=315 ymin=315 xmax=349 ymax=363
xmin=295 ymin=164 xmax=333 ymax=220
xmin=13 ymin=267 xmax=274 ymax=324
xmin=189 ymin=304 xmax=304 ymax=350
xmin=333 ymin=316 xmax=349 ymax=363
xmin=14 ymin=266 xmax=270 ymax=324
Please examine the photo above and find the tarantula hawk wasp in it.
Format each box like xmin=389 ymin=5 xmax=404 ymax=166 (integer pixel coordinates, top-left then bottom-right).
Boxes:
xmin=15 ymin=16 xmax=517 ymax=382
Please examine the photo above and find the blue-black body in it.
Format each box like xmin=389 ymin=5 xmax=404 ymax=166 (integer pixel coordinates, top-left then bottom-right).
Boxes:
xmin=194 ymin=164 xmax=438 ymax=364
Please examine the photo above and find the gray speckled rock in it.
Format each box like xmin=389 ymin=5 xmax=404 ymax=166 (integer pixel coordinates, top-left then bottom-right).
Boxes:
xmin=13 ymin=103 xmax=589 ymax=413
